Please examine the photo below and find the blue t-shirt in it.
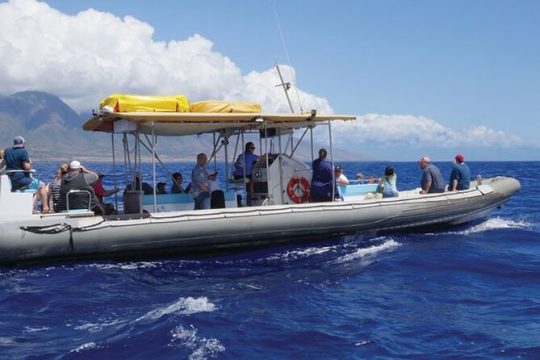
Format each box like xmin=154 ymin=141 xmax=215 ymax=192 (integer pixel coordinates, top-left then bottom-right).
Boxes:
xmin=3 ymin=147 xmax=32 ymax=189
xmin=233 ymin=151 xmax=258 ymax=177
xmin=421 ymin=164 xmax=445 ymax=193
xmin=191 ymin=164 xmax=208 ymax=197
xmin=449 ymin=163 xmax=470 ymax=190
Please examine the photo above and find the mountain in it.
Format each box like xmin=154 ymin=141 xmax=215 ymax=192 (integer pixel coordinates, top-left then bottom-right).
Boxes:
xmin=0 ymin=91 xmax=360 ymax=163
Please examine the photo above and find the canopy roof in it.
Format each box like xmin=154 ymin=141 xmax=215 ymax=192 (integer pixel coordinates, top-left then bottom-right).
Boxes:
xmin=83 ymin=111 xmax=356 ymax=136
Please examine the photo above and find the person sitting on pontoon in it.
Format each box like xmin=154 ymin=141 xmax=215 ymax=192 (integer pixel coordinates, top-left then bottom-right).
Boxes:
xmin=59 ymin=160 xmax=103 ymax=215
xmin=335 ymin=166 xmax=349 ymax=201
xmin=378 ymin=165 xmax=399 ymax=198
xmin=449 ymin=153 xmax=470 ymax=191
xmin=3 ymin=136 xmax=50 ymax=213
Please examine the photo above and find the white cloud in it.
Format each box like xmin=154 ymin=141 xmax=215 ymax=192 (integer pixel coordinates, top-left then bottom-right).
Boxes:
xmin=329 ymin=113 xmax=524 ymax=148
xmin=0 ymin=0 xmax=525 ymax=153
xmin=0 ymin=0 xmax=329 ymax=113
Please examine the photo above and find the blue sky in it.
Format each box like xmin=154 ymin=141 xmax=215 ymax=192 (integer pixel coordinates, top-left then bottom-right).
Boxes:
xmin=1 ymin=0 xmax=539 ymax=160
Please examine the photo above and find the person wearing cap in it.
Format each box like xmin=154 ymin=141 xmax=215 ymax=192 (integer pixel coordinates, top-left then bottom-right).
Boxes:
xmin=59 ymin=160 xmax=103 ymax=214
xmin=3 ymin=136 xmax=51 ymax=213
xmin=191 ymin=153 xmax=211 ymax=210
xmin=91 ymin=172 xmax=120 ymax=214
xmin=419 ymin=156 xmax=445 ymax=194
xmin=156 ymin=182 xmax=167 ymax=194
xmin=310 ymin=148 xmax=334 ymax=202
xmin=449 ymin=153 xmax=470 ymax=191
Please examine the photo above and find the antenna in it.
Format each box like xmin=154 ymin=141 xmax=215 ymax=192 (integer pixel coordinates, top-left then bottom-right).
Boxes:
xmin=272 ymin=3 xmax=304 ymax=113
xmin=275 ymin=63 xmax=294 ymax=113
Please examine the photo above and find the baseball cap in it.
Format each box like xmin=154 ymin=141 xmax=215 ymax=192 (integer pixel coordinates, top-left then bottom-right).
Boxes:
xmin=69 ymin=160 xmax=81 ymax=169
xmin=455 ymin=154 xmax=464 ymax=163
xmin=13 ymin=136 xmax=25 ymax=148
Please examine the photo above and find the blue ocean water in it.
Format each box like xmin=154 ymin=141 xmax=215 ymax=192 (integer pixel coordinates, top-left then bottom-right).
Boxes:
xmin=1 ymin=161 xmax=539 ymax=359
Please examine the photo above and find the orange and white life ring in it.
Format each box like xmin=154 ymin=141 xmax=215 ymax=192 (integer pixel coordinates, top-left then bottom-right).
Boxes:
xmin=287 ymin=176 xmax=311 ymax=203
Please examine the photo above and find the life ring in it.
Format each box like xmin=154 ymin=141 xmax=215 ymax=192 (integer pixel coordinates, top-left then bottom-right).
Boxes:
xmin=287 ymin=176 xmax=311 ymax=203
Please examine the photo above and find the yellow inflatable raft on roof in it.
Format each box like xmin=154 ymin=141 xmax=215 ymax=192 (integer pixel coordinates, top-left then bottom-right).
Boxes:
xmin=100 ymin=94 xmax=190 ymax=112
xmin=190 ymin=99 xmax=262 ymax=113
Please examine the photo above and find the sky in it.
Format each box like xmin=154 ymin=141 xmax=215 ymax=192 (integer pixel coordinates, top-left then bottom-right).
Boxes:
xmin=0 ymin=0 xmax=538 ymax=161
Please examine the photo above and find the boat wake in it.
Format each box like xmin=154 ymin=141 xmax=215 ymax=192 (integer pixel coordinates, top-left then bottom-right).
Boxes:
xmin=335 ymin=238 xmax=401 ymax=264
xmin=448 ymin=217 xmax=533 ymax=236
xmin=137 ymin=296 xmax=217 ymax=322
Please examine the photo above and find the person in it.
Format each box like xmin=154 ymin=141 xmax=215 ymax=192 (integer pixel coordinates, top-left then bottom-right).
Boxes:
xmin=419 ymin=156 xmax=445 ymax=194
xmin=355 ymin=173 xmax=365 ymax=181
xmin=378 ymin=165 xmax=399 ymax=198
xmin=171 ymin=172 xmax=185 ymax=193
xmin=191 ymin=153 xmax=210 ymax=210
xmin=335 ymin=166 xmax=349 ymax=201
xmin=3 ymin=136 xmax=50 ymax=213
xmin=48 ymin=163 xmax=69 ymax=212
xmin=233 ymin=142 xmax=259 ymax=180
xmin=449 ymin=153 xmax=470 ymax=191
xmin=233 ymin=141 xmax=259 ymax=202
xmin=0 ymin=148 xmax=5 ymax=170
xmin=91 ymin=172 xmax=120 ymax=215
xmin=125 ymin=174 xmax=153 ymax=195
xmin=310 ymin=148 xmax=333 ymax=202
xmin=156 ymin=182 xmax=167 ymax=194
xmin=208 ymin=171 xmax=225 ymax=209
xmin=59 ymin=160 xmax=103 ymax=215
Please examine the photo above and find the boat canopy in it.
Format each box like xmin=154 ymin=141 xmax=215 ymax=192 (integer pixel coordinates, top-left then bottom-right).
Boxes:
xmin=83 ymin=111 xmax=356 ymax=136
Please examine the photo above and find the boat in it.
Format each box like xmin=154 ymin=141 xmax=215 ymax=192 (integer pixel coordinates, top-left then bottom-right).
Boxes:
xmin=0 ymin=95 xmax=521 ymax=264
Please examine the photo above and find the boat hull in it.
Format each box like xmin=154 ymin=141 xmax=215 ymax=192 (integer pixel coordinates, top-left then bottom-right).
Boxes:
xmin=0 ymin=176 xmax=520 ymax=264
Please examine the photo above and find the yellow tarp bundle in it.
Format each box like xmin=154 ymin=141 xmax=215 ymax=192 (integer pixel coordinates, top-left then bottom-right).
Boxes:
xmin=100 ymin=94 xmax=190 ymax=112
xmin=190 ymin=100 xmax=262 ymax=113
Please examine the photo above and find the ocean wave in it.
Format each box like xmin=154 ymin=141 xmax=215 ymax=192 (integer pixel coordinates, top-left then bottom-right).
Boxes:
xmin=73 ymin=318 xmax=124 ymax=333
xmin=449 ymin=217 xmax=533 ymax=235
xmin=170 ymin=325 xmax=225 ymax=360
xmin=335 ymin=239 xmax=401 ymax=263
xmin=70 ymin=342 xmax=98 ymax=353
xmin=136 ymin=297 xmax=216 ymax=322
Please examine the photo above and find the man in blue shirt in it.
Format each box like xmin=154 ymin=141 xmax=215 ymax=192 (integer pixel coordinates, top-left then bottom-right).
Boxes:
xmin=419 ymin=156 xmax=445 ymax=194
xmin=310 ymin=148 xmax=334 ymax=202
xmin=3 ymin=136 xmax=50 ymax=212
xmin=192 ymin=153 xmax=210 ymax=210
xmin=449 ymin=153 xmax=470 ymax=191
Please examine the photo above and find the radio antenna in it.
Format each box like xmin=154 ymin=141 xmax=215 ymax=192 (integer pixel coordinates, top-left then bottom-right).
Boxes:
xmin=272 ymin=3 xmax=304 ymax=113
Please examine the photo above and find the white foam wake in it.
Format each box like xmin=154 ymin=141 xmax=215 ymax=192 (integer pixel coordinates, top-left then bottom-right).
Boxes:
xmin=267 ymin=245 xmax=337 ymax=261
xmin=137 ymin=297 xmax=216 ymax=322
xmin=449 ymin=217 xmax=532 ymax=236
xmin=170 ymin=325 xmax=225 ymax=360
xmin=336 ymin=239 xmax=401 ymax=263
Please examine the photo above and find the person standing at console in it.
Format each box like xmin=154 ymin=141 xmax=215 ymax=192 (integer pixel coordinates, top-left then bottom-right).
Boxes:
xmin=310 ymin=148 xmax=334 ymax=202
xmin=192 ymin=153 xmax=210 ymax=210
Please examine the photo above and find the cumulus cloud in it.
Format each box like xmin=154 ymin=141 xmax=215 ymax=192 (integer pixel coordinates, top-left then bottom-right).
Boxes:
xmin=0 ymin=0 xmax=524 ymax=152
xmin=0 ymin=0 xmax=329 ymax=113
xmin=329 ymin=113 xmax=524 ymax=148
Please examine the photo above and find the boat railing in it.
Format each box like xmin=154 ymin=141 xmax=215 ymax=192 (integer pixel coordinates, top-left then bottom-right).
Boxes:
xmin=66 ymin=190 xmax=92 ymax=212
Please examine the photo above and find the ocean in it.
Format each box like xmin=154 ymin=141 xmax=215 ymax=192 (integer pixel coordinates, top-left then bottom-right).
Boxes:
xmin=1 ymin=161 xmax=538 ymax=359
